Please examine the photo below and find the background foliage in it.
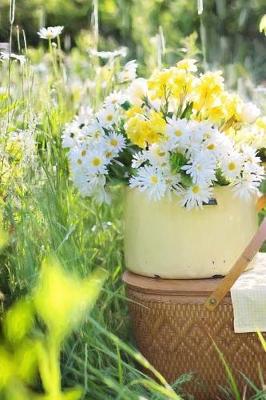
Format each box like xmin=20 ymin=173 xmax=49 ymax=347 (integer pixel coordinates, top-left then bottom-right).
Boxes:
xmin=0 ymin=0 xmax=265 ymax=81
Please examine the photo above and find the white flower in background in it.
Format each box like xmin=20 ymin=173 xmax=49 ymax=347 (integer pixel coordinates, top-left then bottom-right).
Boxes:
xmin=130 ymin=165 xmax=167 ymax=201
xmin=239 ymin=102 xmax=261 ymax=124
xmin=62 ymin=121 xmax=87 ymax=148
xmin=89 ymin=47 xmax=127 ymax=60
xmin=182 ymin=151 xmax=216 ymax=185
xmin=97 ymin=105 xmax=118 ymax=128
xmin=178 ymin=184 xmax=212 ymax=210
xmin=74 ymin=106 xmax=93 ymax=126
xmin=104 ymin=90 xmax=126 ymax=107
xmin=0 ymin=52 xmax=26 ymax=64
xmin=7 ymin=129 xmax=36 ymax=164
xmin=127 ymin=78 xmax=148 ymax=105
xmin=221 ymin=152 xmax=243 ymax=180
xmin=37 ymin=26 xmax=64 ymax=40
xmin=118 ymin=60 xmax=138 ymax=83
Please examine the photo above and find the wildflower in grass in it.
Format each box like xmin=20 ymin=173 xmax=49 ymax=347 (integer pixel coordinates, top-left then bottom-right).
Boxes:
xmin=0 ymin=52 xmax=26 ymax=64
xmin=89 ymin=47 xmax=127 ymax=59
xmin=118 ymin=60 xmax=138 ymax=83
xmin=37 ymin=26 xmax=64 ymax=39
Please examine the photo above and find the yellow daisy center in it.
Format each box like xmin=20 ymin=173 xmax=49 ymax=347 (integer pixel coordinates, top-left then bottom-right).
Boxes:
xmin=110 ymin=138 xmax=118 ymax=147
xmin=228 ymin=162 xmax=236 ymax=171
xmin=77 ymin=159 xmax=82 ymax=165
xmin=150 ymin=175 xmax=158 ymax=185
xmin=81 ymin=150 xmax=87 ymax=157
xmin=192 ymin=185 xmax=200 ymax=194
xmin=106 ymin=114 xmax=114 ymax=122
xmin=92 ymin=157 xmax=101 ymax=167
xmin=175 ymin=129 xmax=182 ymax=137
xmin=207 ymin=143 xmax=215 ymax=150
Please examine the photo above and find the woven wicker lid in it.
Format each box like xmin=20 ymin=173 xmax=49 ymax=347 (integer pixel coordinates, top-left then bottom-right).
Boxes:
xmin=123 ymin=270 xmax=230 ymax=297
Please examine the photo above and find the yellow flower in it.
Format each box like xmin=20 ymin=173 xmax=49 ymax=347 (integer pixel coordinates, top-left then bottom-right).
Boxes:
xmin=125 ymin=105 xmax=142 ymax=118
xmin=171 ymin=68 xmax=195 ymax=102
xmin=125 ymin=111 xmax=166 ymax=148
xmin=223 ymin=93 xmax=243 ymax=122
xmin=204 ymin=105 xmax=227 ymax=123
xmin=256 ymin=117 xmax=266 ymax=131
xmin=193 ymin=71 xmax=224 ymax=111
xmin=148 ymin=69 xmax=173 ymax=98
xmin=176 ymin=58 xmax=197 ymax=72
xmin=148 ymin=110 xmax=166 ymax=134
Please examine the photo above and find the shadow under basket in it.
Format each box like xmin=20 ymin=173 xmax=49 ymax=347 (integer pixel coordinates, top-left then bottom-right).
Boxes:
xmin=123 ymin=271 xmax=266 ymax=400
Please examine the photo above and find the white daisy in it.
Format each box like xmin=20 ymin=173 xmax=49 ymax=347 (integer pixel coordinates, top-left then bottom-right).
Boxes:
xmin=97 ymin=106 xmax=118 ymax=128
xmin=68 ymin=145 xmax=90 ymax=173
xmin=177 ymin=184 xmax=212 ymax=210
xmin=0 ymin=52 xmax=26 ymax=64
xmin=221 ymin=152 xmax=243 ymax=180
xmin=104 ymin=90 xmax=126 ymax=108
xmin=132 ymin=151 xmax=148 ymax=168
xmin=86 ymin=150 xmax=108 ymax=174
xmin=146 ymin=143 xmax=169 ymax=167
xmin=165 ymin=117 xmax=191 ymax=151
xmin=84 ymin=121 xmax=105 ymax=142
xmin=37 ymin=26 xmax=64 ymax=40
xmin=106 ymin=132 xmax=126 ymax=155
xmin=89 ymin=47 xmax=127 ymax=60
xmin=118 ymin=60 xmax=138 ymax=83
xmin=182 ymin=151 xmax=216 ymax=185
xmin=231 ymin=172 xmax=263 ymax=201
xmin=75 ymin=106 xmax=94 ymax=126
xmin=62 ymin=121 xmax=86 ymax=148
xmin=130 ymin=165 xmax=167 ymax=201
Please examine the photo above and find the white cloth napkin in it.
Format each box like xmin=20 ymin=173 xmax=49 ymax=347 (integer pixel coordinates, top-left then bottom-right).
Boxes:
xmin=231 ymin=252 xmax=266 ymax=333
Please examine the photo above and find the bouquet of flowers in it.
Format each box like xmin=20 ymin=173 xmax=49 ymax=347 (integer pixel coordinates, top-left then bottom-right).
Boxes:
xmin=62 ymin=59 xmax=265 ymax=209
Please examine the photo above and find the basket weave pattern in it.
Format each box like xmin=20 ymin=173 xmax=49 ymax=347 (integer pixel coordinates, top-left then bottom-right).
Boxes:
xmin=126 ymin=285 xmax=266 ymax=399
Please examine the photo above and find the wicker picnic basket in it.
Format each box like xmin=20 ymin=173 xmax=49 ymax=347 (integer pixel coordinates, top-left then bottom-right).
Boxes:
xmin=123 ymin=271 xmax=266 ymax=400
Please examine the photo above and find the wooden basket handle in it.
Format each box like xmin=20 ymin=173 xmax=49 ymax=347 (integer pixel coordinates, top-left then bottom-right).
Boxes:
xmin=205 ymin=217 xmax=266 ymax=311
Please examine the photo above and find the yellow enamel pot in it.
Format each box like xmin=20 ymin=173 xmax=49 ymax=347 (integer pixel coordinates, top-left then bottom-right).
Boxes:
xmin=124 ymin=187 xmax=259 ymax=279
